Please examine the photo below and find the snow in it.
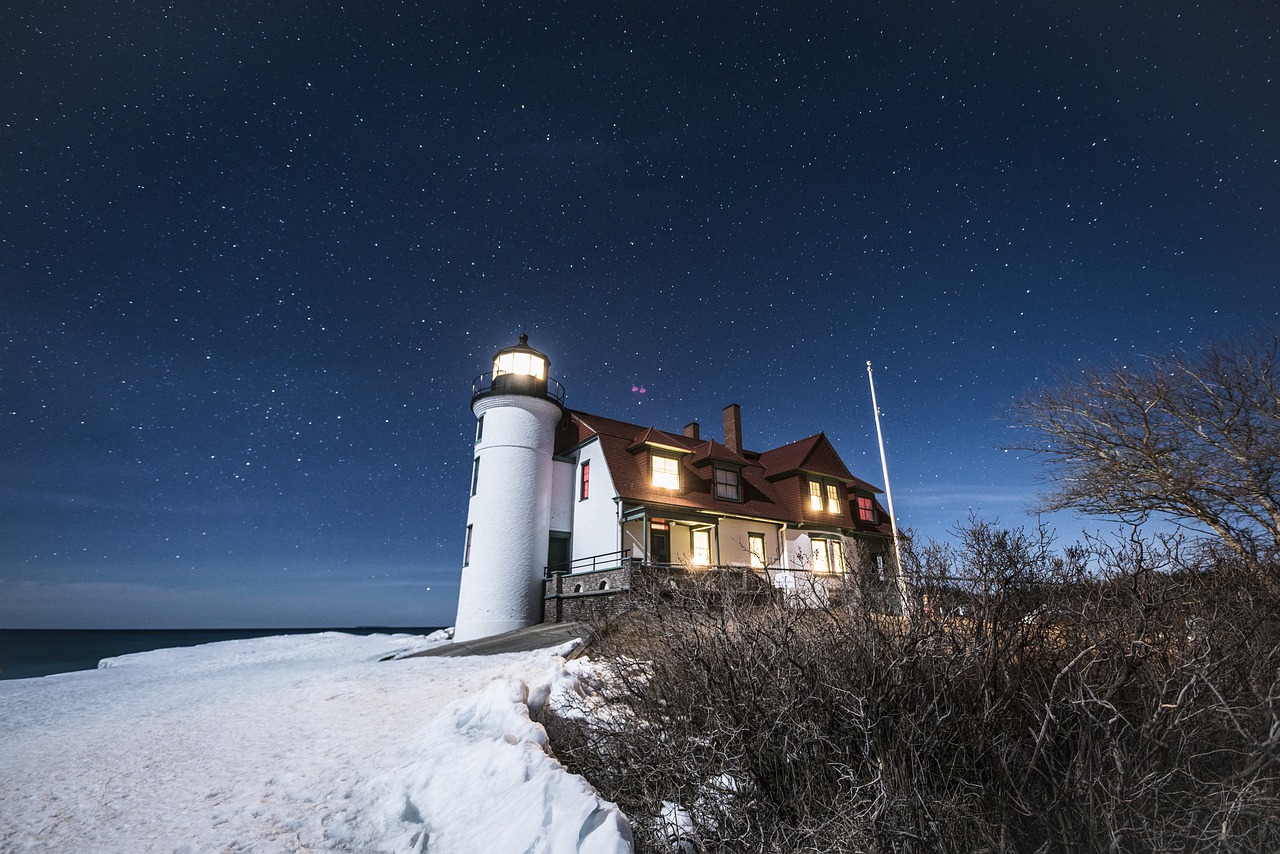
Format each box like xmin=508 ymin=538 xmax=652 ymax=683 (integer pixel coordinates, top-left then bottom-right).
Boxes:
xmin=0 ymin=632 xmax=631 ymax=853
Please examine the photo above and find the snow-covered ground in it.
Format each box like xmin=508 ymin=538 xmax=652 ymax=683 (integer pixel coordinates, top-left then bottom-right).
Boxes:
xmin=0 ymin=632 xmax=631 ymax=853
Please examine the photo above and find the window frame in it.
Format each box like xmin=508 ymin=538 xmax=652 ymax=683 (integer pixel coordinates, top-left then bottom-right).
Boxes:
xmin=580 ymin=460 xmax=590 ymax=500
xmin=857 ymin=495 xmax=876 ymax=522
xmin=810 ymin=537 xmax=845 ymax=574
xmin=470 ymin=457 xmax=480 ymax=495
xmin=713 ymin=465 xmax=741 ymax=501
xmin=464 ymin=524 xmax=473 ymax=566
xmin=651 ymin=454 xmax=680 ymax=489
xmin=692 ymin=529 xmax=712 ymax=566
xmin=826 ymin=482 xmax=841 ymax=514
xmin=748 ymin=532 xmax=767 ymax=569
xmin=475 ymin=414 xmax=484 ymax=443
xmin=812 ymin=538 xmax=831 ymax=573
xmin=808 ymin=479 xmax=823 ymax=511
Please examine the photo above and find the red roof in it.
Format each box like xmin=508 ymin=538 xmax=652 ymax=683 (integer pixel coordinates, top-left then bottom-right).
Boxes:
xmin=559 ymin=409 xmax=892 ymax=535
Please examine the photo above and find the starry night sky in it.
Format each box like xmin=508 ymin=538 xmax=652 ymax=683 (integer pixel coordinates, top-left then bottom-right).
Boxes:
xmin=3 ymin=2 xmax=1277 ymax=628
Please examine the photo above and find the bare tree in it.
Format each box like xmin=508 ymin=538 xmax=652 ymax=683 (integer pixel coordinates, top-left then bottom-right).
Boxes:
xmin=1010 ymin=332 xmax=1280 ymax=563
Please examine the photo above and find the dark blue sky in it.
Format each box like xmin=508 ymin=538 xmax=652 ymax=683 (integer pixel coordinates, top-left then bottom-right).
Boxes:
xmin=3 ymin=2 xmax=1276 ymax=627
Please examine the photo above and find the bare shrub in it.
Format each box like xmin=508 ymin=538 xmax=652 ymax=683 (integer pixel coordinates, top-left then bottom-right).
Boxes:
xmin=545 ymin=521 xmax=1280 ymax=853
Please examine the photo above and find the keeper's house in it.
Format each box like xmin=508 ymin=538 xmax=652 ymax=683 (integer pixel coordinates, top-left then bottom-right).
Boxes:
xmin=454 ymin=336 xmax=895 ymax=642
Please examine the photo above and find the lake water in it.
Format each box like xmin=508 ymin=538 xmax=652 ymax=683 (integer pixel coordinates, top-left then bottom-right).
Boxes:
xmin=0 ymin=628 xmax=443 ymax=681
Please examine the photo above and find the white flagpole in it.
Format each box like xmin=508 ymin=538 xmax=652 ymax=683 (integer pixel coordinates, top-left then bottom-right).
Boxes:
xmin=867 ymin=361 xmax=911 ymax=621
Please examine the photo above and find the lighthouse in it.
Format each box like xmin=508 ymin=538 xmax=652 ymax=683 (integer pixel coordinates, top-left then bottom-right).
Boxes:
xmin=454 ymin=335 xmax=565 ymax=642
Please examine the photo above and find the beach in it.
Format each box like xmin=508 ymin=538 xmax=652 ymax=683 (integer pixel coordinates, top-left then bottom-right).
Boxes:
xmin=0 ymin=632 xmax=629 ymax=853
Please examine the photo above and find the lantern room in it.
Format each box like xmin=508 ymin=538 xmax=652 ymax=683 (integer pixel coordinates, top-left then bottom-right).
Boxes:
xmin=494 ymin=334 xmax=548 ymax=382
xmin=471 ymin=334 xmax=566 ymax=405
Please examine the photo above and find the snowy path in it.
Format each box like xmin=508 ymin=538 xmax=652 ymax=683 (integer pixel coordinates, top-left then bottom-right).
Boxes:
xmin=0 ymin=633 xmax=630 ymax=853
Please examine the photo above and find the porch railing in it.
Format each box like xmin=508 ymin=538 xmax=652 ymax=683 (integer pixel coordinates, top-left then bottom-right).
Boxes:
xmin=545 ymin=548 xmax=632 ymax=577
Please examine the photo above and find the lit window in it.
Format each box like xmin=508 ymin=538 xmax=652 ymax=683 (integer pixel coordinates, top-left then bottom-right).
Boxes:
xmin=831 ymin=539 xmax=844 ymax=571
xmin=812 ymin=539 xmax=831 ymax=573
xmin=580 ymin=461 xmax=590 ymax=500
xmin=652 ymin=455 xmax=680 ymax=489
xmin=857 ymin=496 xmax=876 ymax=522
xmin=714 ymin=467 xmax=740 ymax=500
xmin=476 ymin=414 xmax=484 ymax=443
xmin=748 ymin=533 xmax=766 ymax=569
xmin=808 ymin=479 xmax=822 ymax=511
xmin=464 ymin=525 xmax=473 ymax=566
xmin=693 ymin=530 xmax=711 ymax=565
xmin=826 ymin=482 xmax=840 ymax=514
xmin=471 ymin=457 xmax=480 ymax=495
xmin=493 ymin=350 xmax=546 ymax=379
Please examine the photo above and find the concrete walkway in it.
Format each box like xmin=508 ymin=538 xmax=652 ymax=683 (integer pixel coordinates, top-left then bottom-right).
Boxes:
xmin=401 ymin=622 xmax=594 ymax=658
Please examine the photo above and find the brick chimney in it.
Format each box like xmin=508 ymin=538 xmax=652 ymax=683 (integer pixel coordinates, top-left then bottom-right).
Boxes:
xmin=683 ymin=421 xmax=700 ymax=440
xmin=723 ymin=404 xmax=742 ymax=454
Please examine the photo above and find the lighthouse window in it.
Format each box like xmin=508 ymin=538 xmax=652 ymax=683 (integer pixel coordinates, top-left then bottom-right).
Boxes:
xmin=494 ymin=350 xmax=546 ymax=380
xmin=651 ymin=454 xmax=680 ymax=489
xmin=475 ymin=415 xmax=484 ymax=443
xmin=464 ymin=525 xmax=473 ymax=566
xmin=580 ymin=461 xmax=590 ymax=500
xmin=714 ymin=466 xmax=740 ymax=501
xmin=470 ymin=457 xmax=480 ymax=495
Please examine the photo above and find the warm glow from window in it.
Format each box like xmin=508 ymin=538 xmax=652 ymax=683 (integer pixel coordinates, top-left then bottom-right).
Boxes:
xmin=812 ymin=539 xmax=830 ymax=573
xmin=693 ymin=530 xmax=711 ymax=565
xmin=808 ymin=480 xmax=822 ymax=510
xmin=749 ymin=533 xmax=766 ymax=569
xmin=493 ymin=350 xmax=546 ymax=379
xmin=652 ymin=455 xmax=680 ymax=489
xmin=831 ymin=539 xmax=844 ymax=570
xmin=826 ymin=482 xmax=840 ymax=514
xmin=580 ymin=461 xmax=590 ymax=500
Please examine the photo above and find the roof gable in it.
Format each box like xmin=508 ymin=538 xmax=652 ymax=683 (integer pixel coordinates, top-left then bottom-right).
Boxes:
xmin=688 ymin=439 xmax=750 ymax=468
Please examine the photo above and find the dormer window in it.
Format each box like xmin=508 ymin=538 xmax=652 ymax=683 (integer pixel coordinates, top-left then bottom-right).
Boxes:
xmin=714 ymin=466 xmax=741 ymax=501
xmin=652 ymin=454 xmax=680 ymax=489
xmin=857 ymin=495 xmax=876 ymax=522
xmin=808 ymin=478 xmax=842 ymax=514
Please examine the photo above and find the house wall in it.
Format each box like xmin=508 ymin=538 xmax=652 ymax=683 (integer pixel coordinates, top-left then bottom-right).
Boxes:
xmin=549 ymin=459 xmax=575 ymax=532
xmin=786 ymin=529 xmax=859 ymax=573
xmin=622 ymin=517 xmax=645 ymax=559
xmin=716 ymin=517 xmax=783 ymax=567
xmin=670 ymin=522 xmax=694 ymax=565
xmin=569 ymin=437 xmax=621 ymax=564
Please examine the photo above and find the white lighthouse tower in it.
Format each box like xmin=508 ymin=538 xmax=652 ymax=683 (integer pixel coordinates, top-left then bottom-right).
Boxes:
xmin=454 ymin=335 xmax=564 ymax=642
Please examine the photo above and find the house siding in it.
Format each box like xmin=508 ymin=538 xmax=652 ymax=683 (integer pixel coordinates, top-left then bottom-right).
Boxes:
xmin=569 ymin=438 xmax=620 ymax=564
